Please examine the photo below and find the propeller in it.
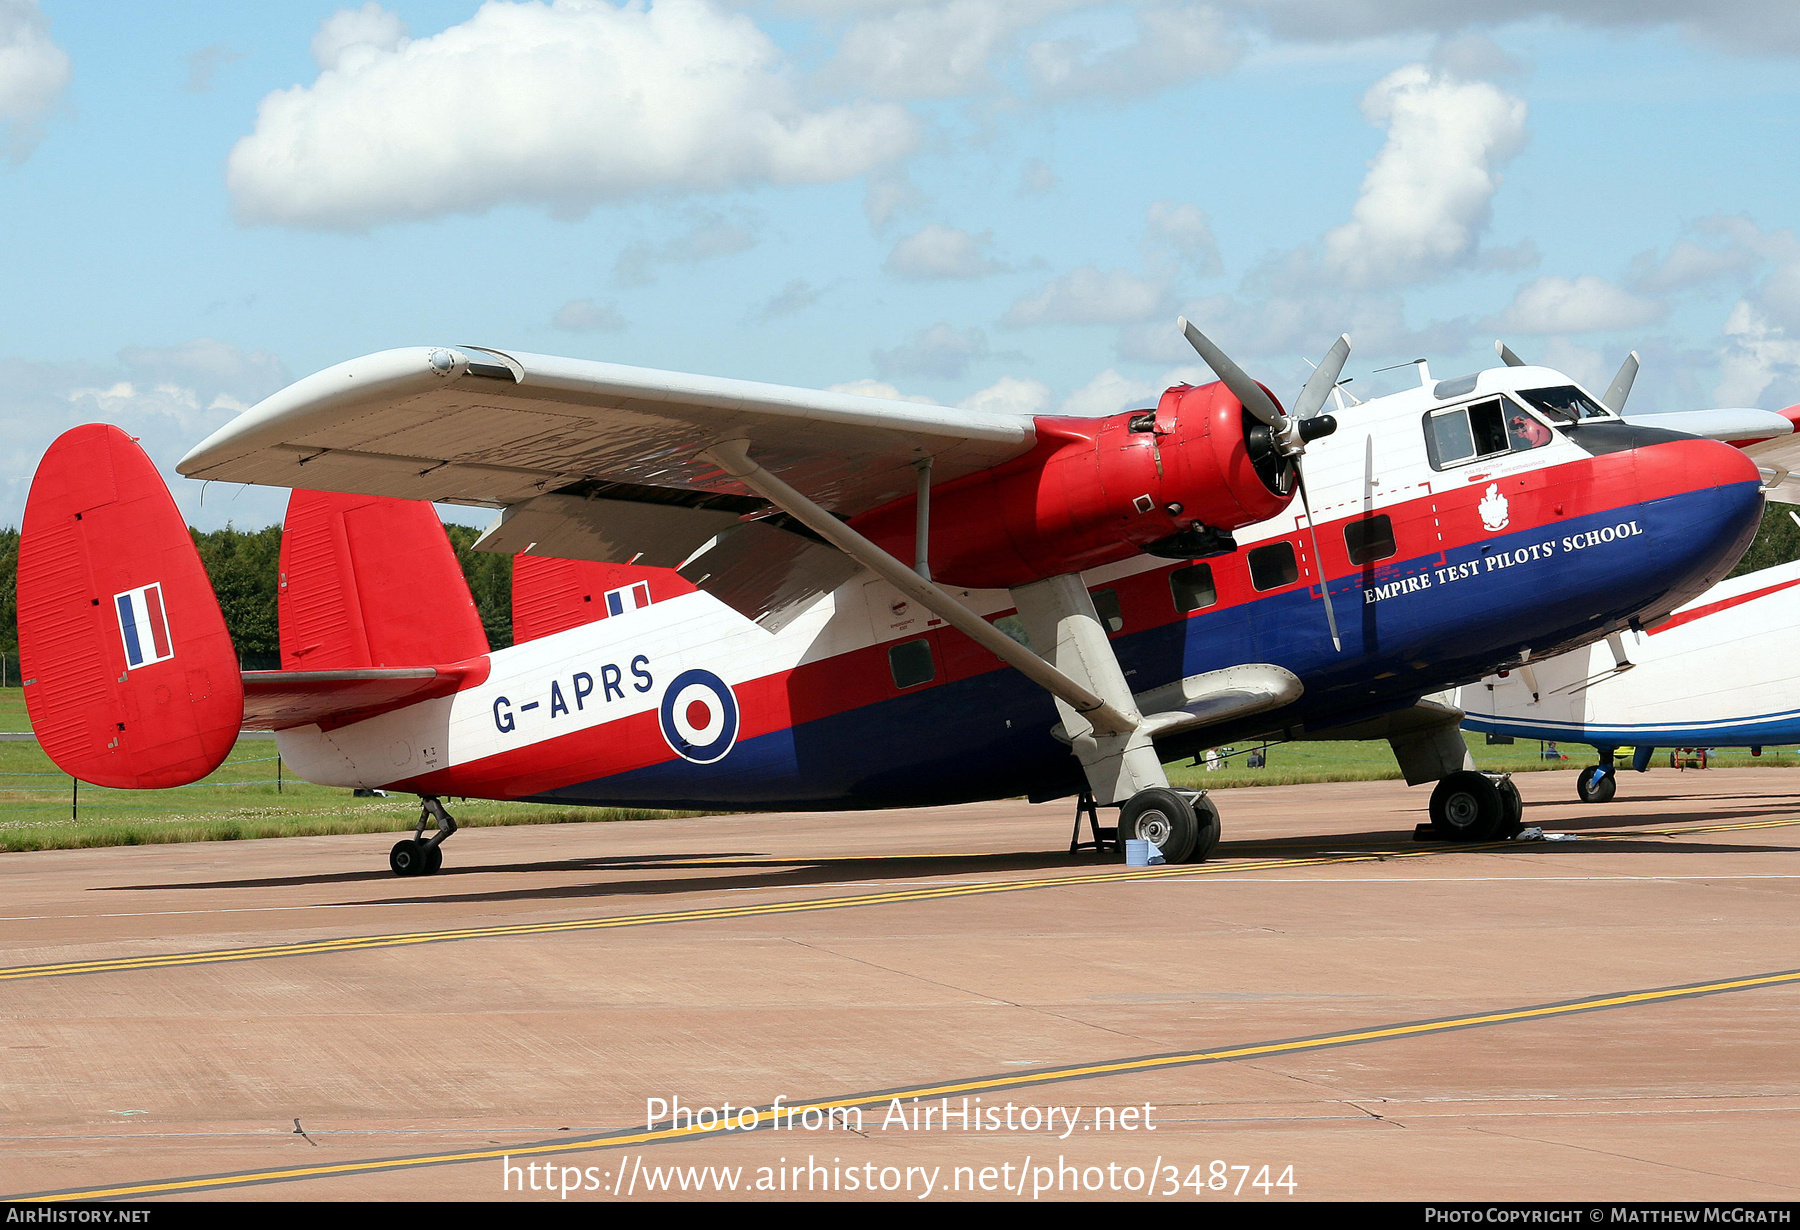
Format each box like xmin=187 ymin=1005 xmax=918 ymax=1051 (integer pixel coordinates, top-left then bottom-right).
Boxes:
xmin=1177 ymin=317 xmax=1349 ymax=651
xmin=1493 ymin=340 xmax=1640 ymax=413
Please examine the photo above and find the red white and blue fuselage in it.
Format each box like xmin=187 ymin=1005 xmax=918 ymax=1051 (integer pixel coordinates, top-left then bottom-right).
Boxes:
xmin=275 ymin=366 xmax=1766 ymax=810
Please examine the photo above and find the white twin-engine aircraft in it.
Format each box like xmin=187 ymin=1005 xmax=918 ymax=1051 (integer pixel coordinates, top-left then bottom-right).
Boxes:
xmin=16 ymin=324 xmax=1787 ymax=875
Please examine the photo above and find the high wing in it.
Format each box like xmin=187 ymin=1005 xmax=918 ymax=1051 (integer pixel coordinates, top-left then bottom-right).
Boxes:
xmin=177 ymin=345 xmax=1034 ymax=557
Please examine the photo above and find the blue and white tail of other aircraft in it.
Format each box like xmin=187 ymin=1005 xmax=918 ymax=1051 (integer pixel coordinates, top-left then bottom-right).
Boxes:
xmin=1458 ymin=557 xmax=1800 ymax=802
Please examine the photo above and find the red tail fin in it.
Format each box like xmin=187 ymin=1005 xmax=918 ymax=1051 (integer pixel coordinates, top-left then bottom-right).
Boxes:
xmin=279 ymin=490 xmax=488 ymax=669
xmin=511 ymin=554 xmax=695 ymax=643
xmin=18 ymin=425 xmax=244 ymax=787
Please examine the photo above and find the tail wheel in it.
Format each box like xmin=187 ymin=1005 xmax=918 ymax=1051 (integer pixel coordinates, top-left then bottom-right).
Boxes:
xmin=1429 ymin=771 xmax=1505 ymax=841
xmin=1576 ymin=766 xmax=1616 ymax=804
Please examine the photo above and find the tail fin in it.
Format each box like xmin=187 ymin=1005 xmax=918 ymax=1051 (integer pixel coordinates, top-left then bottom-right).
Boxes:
xmin=511 ymin=553 xmax=695 ymax=643
xmin=279 ymin=490 xmax=488 ymax=670
xmin=18 ymin=425 xmax=245 ymax=787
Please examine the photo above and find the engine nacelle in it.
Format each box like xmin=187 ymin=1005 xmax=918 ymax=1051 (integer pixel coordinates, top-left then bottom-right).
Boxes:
xmin=850 ymin=380 xmax=1299 ymax=590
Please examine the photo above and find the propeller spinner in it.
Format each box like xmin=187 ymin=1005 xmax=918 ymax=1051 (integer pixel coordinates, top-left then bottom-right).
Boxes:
xmin=1176 ymin=318 xmax=1351 ymax=651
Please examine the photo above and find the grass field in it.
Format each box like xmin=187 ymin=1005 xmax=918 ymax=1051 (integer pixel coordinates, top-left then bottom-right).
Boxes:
xmin=0 ymin=688 xmax=1792 ymax=852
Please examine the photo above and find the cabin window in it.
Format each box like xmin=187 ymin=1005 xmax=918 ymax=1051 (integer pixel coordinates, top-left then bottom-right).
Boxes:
xmin=1425 ymin=398 xmax=1511 ymax=469
xmin=888 ymin=638 xmax=935 ymax=689
xmin=1248 ymin=541 xmax=1299 ymax=591
xmin=1092 ymin=588 xmax=1124 ymax=633
xmin=1169 ymin=564 xmax=1217 ymax=613
xmin=1344 ymin=514 xmax=1397 ymax=565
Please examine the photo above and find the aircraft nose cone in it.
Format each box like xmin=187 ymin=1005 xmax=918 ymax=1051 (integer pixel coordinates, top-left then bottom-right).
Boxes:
xmin=1632 ymin=437 xmax=1766 ymax=616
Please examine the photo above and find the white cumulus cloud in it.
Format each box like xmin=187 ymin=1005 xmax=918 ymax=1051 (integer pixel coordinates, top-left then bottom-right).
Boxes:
xmin=0 ymin=0 xmax=69 ymax=160
xmin=1004 ymin=267 xmax=1171 ymax=326
xmin=824 ymin=0 xmax=1051 ymax=97
xmin=872 ymin=322 xmax=990 ymax=378
xmin=884 ymin=224 xmax=1008 ymax=279
xmin=228 ymin=0 xmax=919 ymax=230
xmin=0 ymin=341 xmax=291 ymax=530
xmin=959 ymin=375 xmax=1051 ymax=416
xmin=311 ymin=3 xmax=409 ymax=70
xmin=1320 ymin=64 xmax=1527 ymax=289
xmin=1025 ymin=1 xmax=1241 ymax=100
xmin=1496 ymin=274 xmax=1666 ymax=335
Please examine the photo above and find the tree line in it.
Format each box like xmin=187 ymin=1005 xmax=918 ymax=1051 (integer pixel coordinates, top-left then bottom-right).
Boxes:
xmin=0 ymin=522 xmax=513 ymax=672
xmin=0 ymin=503 xmax=1795 ymax=672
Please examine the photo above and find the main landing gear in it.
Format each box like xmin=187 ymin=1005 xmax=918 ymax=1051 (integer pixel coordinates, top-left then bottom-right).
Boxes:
xmin=1428 ymin=771 xmax=1523 ymax=841
xmin=390 ymin=795 xmax=456 ymax=877
xmin=1117 ymin=787 xmax=1222 ymax=864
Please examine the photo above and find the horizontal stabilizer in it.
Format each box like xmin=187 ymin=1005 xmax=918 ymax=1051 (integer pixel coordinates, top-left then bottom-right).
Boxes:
xmin=242 ymin=665 xmax=485 ymax=731
xmin=18 ymin=425 xmax=245 ymax=787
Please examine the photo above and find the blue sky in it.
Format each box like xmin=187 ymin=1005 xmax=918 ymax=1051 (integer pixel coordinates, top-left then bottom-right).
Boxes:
xmin=5 ymin=0 xmax=1800 ymax=530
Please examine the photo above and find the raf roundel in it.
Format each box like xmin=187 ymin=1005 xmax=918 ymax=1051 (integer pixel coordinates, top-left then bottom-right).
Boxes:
xmin=658 ymin=669 xmax=740 ymax=764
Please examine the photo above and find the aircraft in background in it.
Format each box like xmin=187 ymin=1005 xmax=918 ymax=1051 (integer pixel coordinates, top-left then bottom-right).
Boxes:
xmin=16 ymin=324 xmax=1777 ymax=874
xmin=1460 ymin=557 xmax=1800 ymax=802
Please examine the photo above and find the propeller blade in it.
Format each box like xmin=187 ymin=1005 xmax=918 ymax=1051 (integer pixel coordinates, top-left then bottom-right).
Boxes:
xmin=1495 ymin=340 xmax=1527 ymax=367
xmin=1602 ymin=350 xmax=1639 ymax=413
xmin=1296 ymin=467 xmax=1341 ymax=653
xmin=1178 ymin=317 xmax=1285 ymax=428
xmin=1293 ymin=334 xmax=1352 ymax=420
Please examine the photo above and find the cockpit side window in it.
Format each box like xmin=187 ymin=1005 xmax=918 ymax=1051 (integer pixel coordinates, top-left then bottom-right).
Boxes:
xmin=1425 ymin=398 xmax=1516 ymax=470
xmin=1518 ymin=385 xmax=1610 ymax=422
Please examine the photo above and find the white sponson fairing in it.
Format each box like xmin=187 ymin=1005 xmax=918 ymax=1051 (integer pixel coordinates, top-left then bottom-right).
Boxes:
xmin=1458 ymin=560 xmax=1800 ymax=740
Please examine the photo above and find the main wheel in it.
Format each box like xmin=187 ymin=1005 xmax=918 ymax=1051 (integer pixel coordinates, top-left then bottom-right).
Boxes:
xmin=1119 ymin=788 xmax=1200 ymax=864
xmin=1429 ymin=771 xmax=1505 ymax=841
xmin=389 ymin=839 xmax=429 ymax=876
xmin=1496 ymin=776 xmax=1524 ymax=836
xmin=1576 ymin=765 xmax=1616 ymax=804
xmin=1188 ymin=794 xmax=1222 ymax=863
xmin=422 ymin=843 xmax=443 ymax=875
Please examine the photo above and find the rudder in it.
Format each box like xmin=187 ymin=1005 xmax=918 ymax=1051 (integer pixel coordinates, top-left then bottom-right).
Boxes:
xmin=279 ymin=490 xmax=488 ymax=670
xmin=511 ymin=553 xmax=695 ymax=643
xmin=18 ymin=425 xmax=244 ymax=788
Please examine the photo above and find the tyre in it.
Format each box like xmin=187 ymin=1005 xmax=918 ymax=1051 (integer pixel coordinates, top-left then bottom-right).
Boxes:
xmin=389 ymin=838 xmax=428 ymax=876
xmin=1576 ymin=766 xmax=1616 ymax=804
xmin=1428 ymin=771 xmax=1505 ymax=841
xmin=1496 ymin=776 xmax=1524 ymax=836
xmin=1188 ymin=794 xmax=1222 ymax=863
xmin=1118 ymin=788 xmax=1200 ymax=864
xmin=422 ymin=844 xmax=443 ymax=875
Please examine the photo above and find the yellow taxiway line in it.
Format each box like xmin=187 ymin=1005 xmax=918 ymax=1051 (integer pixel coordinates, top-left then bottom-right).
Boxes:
xmin=15 ymin=962 xmax=1800 ymax=1201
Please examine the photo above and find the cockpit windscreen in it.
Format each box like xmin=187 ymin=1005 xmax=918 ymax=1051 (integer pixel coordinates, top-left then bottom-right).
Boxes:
xmin=1517 ymin=385 xmax=1610 ymax=423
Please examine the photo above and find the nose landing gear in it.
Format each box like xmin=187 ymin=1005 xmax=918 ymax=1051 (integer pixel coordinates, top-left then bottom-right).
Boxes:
xmin=389 ymin=795 xmax=456 ymax=876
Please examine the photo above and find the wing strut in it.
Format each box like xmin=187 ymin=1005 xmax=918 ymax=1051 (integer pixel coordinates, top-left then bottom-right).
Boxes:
xmin=702 ymin=440 xmax=1138 ymax=736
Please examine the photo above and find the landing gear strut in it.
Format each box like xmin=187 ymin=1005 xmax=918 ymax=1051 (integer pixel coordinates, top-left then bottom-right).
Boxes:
xmin=1577 ymin=751 xmax=1617 ymax=804
xmin=390 ymin=795 xmax=456 ymax=876
xmin=1117 ymin=787 xmax=1222 ymax=864
xmin=1428 ymin=771 xmax=1522 ymax=841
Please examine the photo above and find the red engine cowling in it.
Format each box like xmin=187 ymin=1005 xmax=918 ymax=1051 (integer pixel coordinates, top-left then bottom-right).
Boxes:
xmin=850 ymin=380 xmax=1296 ymax=590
